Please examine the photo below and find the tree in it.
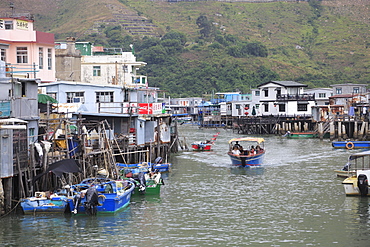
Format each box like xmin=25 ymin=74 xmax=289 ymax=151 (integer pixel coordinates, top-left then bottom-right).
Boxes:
xmin=162 ymin=31 xmax=187 ymax=46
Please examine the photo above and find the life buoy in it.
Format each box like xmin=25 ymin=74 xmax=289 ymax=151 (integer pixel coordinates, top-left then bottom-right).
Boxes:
xmin=98 ymin=194 xmax=106 ymax=206
xmin=346 ymin=142 xmax=354 ymax=150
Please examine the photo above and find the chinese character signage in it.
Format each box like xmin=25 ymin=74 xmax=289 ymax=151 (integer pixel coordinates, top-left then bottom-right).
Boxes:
xmin=138 ymin=103 xmax=163 ymax=114
xmin=16 ymin=20 xmax=28 ymax=30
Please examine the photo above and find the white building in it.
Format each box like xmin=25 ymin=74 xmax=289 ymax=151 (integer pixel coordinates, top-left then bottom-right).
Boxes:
xmin=304 ymin=88 xmax=332 ymax=106
xmin=257 ymin=81 xmax=315 ymax=117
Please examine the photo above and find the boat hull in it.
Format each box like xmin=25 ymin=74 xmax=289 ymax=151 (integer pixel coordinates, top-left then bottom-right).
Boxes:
xmin=228 ymin=152 xmax=265 ymax=167
xmin=21 ymin=196 xmax=69 ymax=214
xmin=332 ymin=141 xmax=370 ymax=149
xmin=334 ymin=169 xmax=355 ymax=178
xmin=69 ymin=181 xmax=135 ymax=214
xmin=191 ymin=143 xmax=212 ymax=151
xmin=342 ymin=176 xmax=370 ymax=196
xmin=133 ymin=183 xmax=161 ymax=196
xmin=151 ymin=163 xmax=172 ymax=173
xmin=287 ymin=132 xmax=317 ymax=138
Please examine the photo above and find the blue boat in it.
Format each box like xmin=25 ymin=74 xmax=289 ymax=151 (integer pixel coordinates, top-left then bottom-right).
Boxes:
xmin=69 ymin=179 xmax=135 ymax=215
xmin=117 ymin=159 xmax=172 ymax=173
xmin=227 ymin=137 xmax=266 ymax=167
xmin=332 ymin=141 xmax=370 ymax=149
xmin=21 ymin=192 xmax=70 ymax=215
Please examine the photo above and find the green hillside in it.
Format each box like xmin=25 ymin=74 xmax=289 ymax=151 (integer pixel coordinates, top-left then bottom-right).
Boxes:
xmin=1 ymin=0 xmax=369 ymax=96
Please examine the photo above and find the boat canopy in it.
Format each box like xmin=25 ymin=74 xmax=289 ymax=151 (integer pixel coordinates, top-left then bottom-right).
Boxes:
xmin=228 ymin=137 xmax=265 ymax=144
xmin=349 ymin=150 xmax=370 ymax=160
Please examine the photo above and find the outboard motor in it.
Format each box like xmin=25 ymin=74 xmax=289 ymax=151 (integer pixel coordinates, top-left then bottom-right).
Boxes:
xmin=136 ymin=172 xmax=147 ymax=193
xmin=72 ymin=193 xmax=82 ymax=214
xmin=357 ymin=174 xmax=368 ymax=196
xmin=155 ymin=157 xmax=163 ymax=164
xmin=84 ymin=187 xmax=99 ymax=215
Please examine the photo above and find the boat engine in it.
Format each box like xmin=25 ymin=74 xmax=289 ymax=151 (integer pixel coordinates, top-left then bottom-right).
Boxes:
xmin=357 ymin=174 xmax=368 ymax=196
xmin=84 ymin=187 xmax=99 ymax=215
xmin=136 ymin=172 xmax=146 ymax=193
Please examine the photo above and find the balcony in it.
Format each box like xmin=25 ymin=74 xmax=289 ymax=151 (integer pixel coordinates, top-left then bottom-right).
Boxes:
xmin=276 ymin=94 xmax=315 ymax=101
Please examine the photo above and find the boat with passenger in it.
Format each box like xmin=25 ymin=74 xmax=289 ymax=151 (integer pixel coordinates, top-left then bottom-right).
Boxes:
xmin=191 ymin=132 xmax=220 ymax=151
xmin=227 ymin=137 xmax=265 ymax=167
xmin=342 ymin=150 xmax=370 ymax=196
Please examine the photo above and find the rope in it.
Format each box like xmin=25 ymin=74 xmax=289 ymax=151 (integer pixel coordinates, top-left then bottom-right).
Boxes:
xmin=0 ymin=200 xmax=22 ymax=219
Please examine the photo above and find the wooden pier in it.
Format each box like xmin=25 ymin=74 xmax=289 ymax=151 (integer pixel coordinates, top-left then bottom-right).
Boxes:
xmin=0 ymin=114 xmax=179 ymax=215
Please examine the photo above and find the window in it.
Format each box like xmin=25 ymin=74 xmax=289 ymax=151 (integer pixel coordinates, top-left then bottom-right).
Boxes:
xmin=255 ymin=104 xmax=260 ymax=109
xmin=0 ymin=49 xmax=5 ymax=61
xmin=5 ymin=20 xmax=13 ymax=29
xmin=29 ymin=128 xmax=35 ymax=143
xmin=263 ymin=89 xmax=268 ymax=97
xmin=47 ymin=48 xmax=52 ymax=70
xmin=278 ymin=104 xmax=285 ymax=112
xmin=297 ymin=104 xmax=307 ymax=111
xmin=16 ymin=47 xmax=28 ymax=63
xmin=264 ymin=104 xmax=269 ymax=112
xmin=318 ymin=93 xmax=326 ymax=98
xmin=255 ymin=91 xmax=260 ymax=96
xmin=336 ymin=88 xmax=342 ymax=94
xmin=47 ymin=93 xmax=57 ymax=100
xmin=93 ymin=66 xmax=101 ymax=76
xmin=39 ymin=48 xmax=43 ymax=69
xmin=67 ymin=92 xmax=85 ymax=103
xmin=276 ymin=88 xmax=281 ymax=97
xmin=122 ymin=65 xmax=128 ymax=73
xmin=353 ymin=87 xmax=359 ymax=94
xmin=96 ymin=92 xmax=113 ymax=103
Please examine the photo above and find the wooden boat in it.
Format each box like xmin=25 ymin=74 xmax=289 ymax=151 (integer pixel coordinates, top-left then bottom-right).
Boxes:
xmin=283 ymin=131 xmax=317 ymax=138
xmin=120 ymin=167 xmax=164 ymax=196
xmin=21 ymin=192 xmax=70 ymax=215
xmin=342 ymin=150 xmax=370 ymax=196
xmin=117 ymin=158 xmax=172 ymax=173
xmin=227 ymin=137 xmax=266 ymax=167
xmin=191 ymin=132 xmax=220 ymax=151
xmin=334 ymin=162 xmax=356 ymax=178
xmin=68 ymin=179 xmax=135 ymax=215
xmin=332 ymin=141 xmax=370 ymax=149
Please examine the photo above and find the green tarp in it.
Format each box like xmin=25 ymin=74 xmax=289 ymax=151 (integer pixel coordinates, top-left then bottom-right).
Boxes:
xmin=38 ymin=94 xmax=58 ymax=104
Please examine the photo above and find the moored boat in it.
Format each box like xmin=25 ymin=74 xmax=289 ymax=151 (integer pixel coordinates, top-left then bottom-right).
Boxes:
xmin=342 ymin=150 xmax=370 ymax=196
xmin=69 ymin=179 xmax=135 ymax=215
xmin=334 ymin=162 xmax=356 ymax=178
xmin=120 ymin=167 xmax=164 ymax=196
xmin=21 ymin=192 xmax=70 ymax=215
xmin=227 ymin=137 xmax=266 ymax=167
xmin=332 ymin=140 xmax=370 ymax=149
xmin=283 ymin=131 xmax=318 ymax=138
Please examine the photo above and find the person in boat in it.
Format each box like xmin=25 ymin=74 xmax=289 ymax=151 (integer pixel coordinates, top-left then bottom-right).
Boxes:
xmin=233 ymin=141 xmax=241 ymax=149
xmin=238 ymin=145 xmax=245 ymax=155
xmin=250 ymin=146 xmax=256 ymax=155
xmin=343 ymin=162 xmax=351 ymax=171
xmin=232 ymin=146 xmax=241 ymax=155
xmin=256 ymin=145 xmax=262 ymax=154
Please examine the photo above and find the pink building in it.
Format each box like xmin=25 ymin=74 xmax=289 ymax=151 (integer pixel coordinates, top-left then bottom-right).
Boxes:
xmin=0 ymin=16 xmax=55 ymax=82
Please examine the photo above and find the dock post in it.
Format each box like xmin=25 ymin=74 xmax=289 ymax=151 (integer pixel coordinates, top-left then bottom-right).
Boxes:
xmin=359 ymin=122 xmax=365 ymax=140
xmin=342 ymin=124 xmax=347 ymax=139
xmin=338 ymin=122 xmax=342 ymax=140
xmin=353 ymin=121 xmax=358 ymax=140
xmin=318 ymin=122 xmax=323 ymax=139
xmin=330 ymin=121 xmax=335 ymax=140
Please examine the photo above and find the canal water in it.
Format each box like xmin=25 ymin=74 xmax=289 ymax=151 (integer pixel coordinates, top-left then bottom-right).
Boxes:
xmin=1 ymin=125 xmax=370 ymax=246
